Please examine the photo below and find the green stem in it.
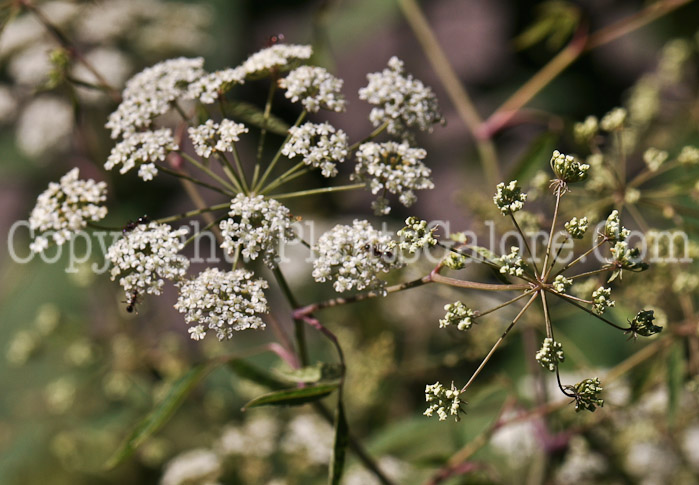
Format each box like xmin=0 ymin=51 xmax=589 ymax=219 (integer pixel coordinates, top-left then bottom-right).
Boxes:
xmin=270 ymin=183 xmax=366 ymax=200
xmin=551 ymin=291 xmax=628 ymax=331
xmin=179 ymin=151 xmax=239 ymax=193
xmin=273 ymin=265 xmax=309 ymax=366
xmin=347 ymin=121 xmax=390 ymax=152
xmin=431 ymin=273 xmax=531 ymax=291
xmin=569 ymin=267 xmax=613 ymax=280
xmin=554 ymin=239 xmax=606 ymax=277
xmin=260 ymin=161 xmax=307 ymax=194
xmin=474 ymin=290 xmax=536 ymax=319
xmin=230 ymin=144 xmax=250 ymax=192
xmin=158 ymin=165 xmax=234 ymax=196
xmin=254 ymin=111 xmax=307 ymax=193
xmin=215 ymin=152 xmax=246 ymax=193
xmin=154 ymin=202 xmax=230 ymax=225
xmin=256 ymin=81 xmax=278 ymax=166
xmin=542 ymin=187 xmax=562 ymax=280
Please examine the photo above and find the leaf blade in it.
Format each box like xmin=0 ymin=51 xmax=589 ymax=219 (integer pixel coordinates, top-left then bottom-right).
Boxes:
xmin=243 ymin=383 xmax=339 ymax=409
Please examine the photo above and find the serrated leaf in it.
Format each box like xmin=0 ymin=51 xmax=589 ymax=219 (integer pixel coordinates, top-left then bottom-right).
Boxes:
xmin=329 ymin=397 xmax=349 ymax=485
xmin=276 ymin=362 xmax=344 ymax=384
xmin=106 ymin=363 xmax=216 ymax=469
xmin=243 ymin=383 xmax=339 ymax=410
xmin=228 ymin=358 xmax=288 ymax=390
xmin=225 ymin=100 xmax=290 ymax=136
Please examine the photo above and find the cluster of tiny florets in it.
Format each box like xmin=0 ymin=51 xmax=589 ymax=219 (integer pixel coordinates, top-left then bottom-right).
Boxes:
xmin=282 ymin=122 xmax=348 ymax=177
xmin=188 ymin=119 xmax=248 ymax=158
xmin=106 ymin=57 xmax=205 ymax=138
xmin=498 ymin=246 xmax=525 ymax=277
xmin=105 ymin=129 xmax=178 ymax=181
xmin=237 ymin=44 xmax=312 ymax=80
xmin=187 ymin=68 xmax=245 ymax=104
xmin=565 ymin=216 xmax=589 ymax=239
xmin=359 ymin=56 xmax=442 ymax=137
xmin=174 ymin=268 xmax=269 ymax=341
xmin=610 ymin=241 xmax=648 ymax=273
xmin=550 ymin=150 xmax=589 ymax=183
xmin=219 ymin=194 xmax=294 ymax=267
xmin=626 ymin=310 xmax=663 ymax=338
xmin=573 ymin=115 xmax=598 ymax=144
xmin=592 ymin=286 xmax=615 ymax=315
xmin=604 ymin=210 xmax=630 ymax=242
xmin=643 ymin=147 xmax=668 ymax=172
xmin=599 ymin=107 xmax=627 ymax=131
xmin=553 ymin=275 xmax=573 ymax=294
xmin=535 ymin=337 xmax=565 ymax=372
xmin=353 ymin=141 xmax=433 ymax=215
xmin=566 ymin=378 xmax=604 ymax=412
xmin=424 ymin=382 xmax=465 ymax=422
xmin=443 ymin=252 xmax=467 ymax=270
xmin=439 ymin=301 xmax=475 ymax=331
xmin=493 ymin=180 xmax=527 ymax=215
xmin=312 ymin=220 xmax=403 ymax=293
xmin=279 ymin=66 xmax=346 ymax=113
xmin=29 ymin=168 xmax=108 ymax=253
xmin=106 ymin=222 xmax=190 ymax=299
xmin=396 ymin=217 xmax=437 ymax=254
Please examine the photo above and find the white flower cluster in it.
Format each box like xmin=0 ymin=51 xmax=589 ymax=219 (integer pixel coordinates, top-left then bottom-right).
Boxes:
xmin=187 ymin=67 xmax=245 ymax=104
xmin=175 ymin=268 xmax=269 ymax=341
xmin=353 ymin=141 xmax=433 ymax=215
xmin=498 ymin=246 xmax=525 ymax=277
xmin=604 ymin=210 xmax=630 ymax=242
xmin=592 ymin=286 xmax=615 ymax=315
xmin=188 ymin=119 xmax=248 ymax=158
xmin=424 ymin=381 xmax=464 ymax=422
xmin=106 ymin=222 xmax=190 ymax=299
xmin=279 ymin=66 xmax=346 ymax=113
xmin=219 ymin=194 xmax=294 ymax=267
xmin=439 ymin=301 xmax=475 ymax=331
xmin=105 ymin=129 xmax=178 ymax=181
xmin=553 ymin=275 xmax=573 ymax=294
xmin=238 ymin=44 xmax=312 ymax=80
xmin=312 ymin=220 xmax=403 ymax=293
xmin=565 ymin=216 xmax=589 ymax=239
xmin=493 ymin=180 xmax=527 ymax=215
xmin=396 ymin=216 xmax=437 ymax=254
xmin=282 ymin=122 xmax=348 ymax=177
xmin=359 ymin=56 xmax=442 ymax=137
xmin=160 ymin=448 xmax=222 ymax=485
xmin=535 ymin=337 xmax=565 ymax=372
xmin=29 ymin=168 xmax=108 ymax=253
xmin=106 ymin=57 xmax=205 ymax=138
xmin=643 ymin=147 xmax=668 ymax=172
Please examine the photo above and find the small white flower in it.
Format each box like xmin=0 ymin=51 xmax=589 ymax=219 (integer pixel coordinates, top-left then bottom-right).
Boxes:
xmin=396 ymin=216 xmax=437 ymax=254
xmin=219 ymin=194 xmax=294 ymax=267
xmin=175 ymin=268 xmax=269 ymax=341
xmin=359 ymin=56 xmax=442 ymax=137
xmin=106 ymin=57 xmax=205 ymax=139
xmin=604 ymin=210 xmax=630 ymax=242
xmin=498 ymin=246 xmax=525 ymax=277
xmin=187 ymin=67 xmax=245 ymax=104
xmin=282 ymin=122 xmax=348 ymax=177
xmin=592 ymin=286 xmax=614 ymax=315
xmin=352 ymin=141 xmax=433 ymax=215
xmin=105 ymin=129 xmax=178 ymax=180
xmin=107 ymin=222 xmax=190 ymax=299
xmin=188 ymin=119 xmax=248 ymax=158
xmin=553 ymin=275 xmax=573 ymax=294
xmin=279 ymin=65 xmax=345 ymax=112
xmin=535 ymin=338 xmax=565 ymax=372
xmin=565 ymin=217 xmax=588 ymax=239
xmin=439 ymin=301 xmax=475 ymax=331
xmin=312 ymin=220 xmax=403 ymax=293
xmin=29 ymin=168 xmax=108 ymax=252
xmin=550 ymin=149 xmax=589 ymax=183
xmin=424 ymin=381 xmax=465 ymax=422
xmin=493 ymin=180 xmax=527 ymax=215
xmin=237 ymin=44 xmax=312 ymax=80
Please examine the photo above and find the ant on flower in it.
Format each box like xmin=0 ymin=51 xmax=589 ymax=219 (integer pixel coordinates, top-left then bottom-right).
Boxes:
xmin=122 ymin=215 xmax=150 ymax=234
xmin=123 ymin=289 xmax=140 ymax=314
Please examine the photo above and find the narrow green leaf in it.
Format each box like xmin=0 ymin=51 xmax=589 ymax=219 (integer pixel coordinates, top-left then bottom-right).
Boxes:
xmin=243 ymin=383 xmax=339 ymax=409
xmin=667 ymin=342 xmax=685 ymax=424
xmin=105 ymin=363 xmax=214 ymax=469
xmin=228 ymin=358 xmax=288 ymax=390
xmin=225 ymin=100 xmax=290 ymax=136
xmin=276 ymin=362 xmax=344 ymax=384
xmin=508 ymin=132 xmax=559 ymax=182
xmin=329 ymin=397 xmax=349 ymax=485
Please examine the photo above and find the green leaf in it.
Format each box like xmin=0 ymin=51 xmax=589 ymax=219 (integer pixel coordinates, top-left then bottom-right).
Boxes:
xmin=276 ymin=362 xmax=344 ymax=384
xmin=243 ymin=383 xmax=339 ymax=410
xmin=228 ymin=358 xmax=288 ymax=390
xmin=509 ymin=132 xmax=559 ymax=182
xmin=513 ymin=1 xmax=580 ymax=51
xmin=225 ymin=100 xmax=290 ymax=136
xmin=667 ymin=342 xmax=685 ymax=424
xmin=329 ymin=397 xmax=349 ymax=485
xmin=105 ymin=363 xmax=215 ymax=469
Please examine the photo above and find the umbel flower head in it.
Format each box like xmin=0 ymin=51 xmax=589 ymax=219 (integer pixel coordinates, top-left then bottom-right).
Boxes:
xmin=175 ymin=268 xmax=269 ymax=341
xmin=565 ymin=377 xmax=604 ymax=412
xmin=107 ymin=222 xmax=190 ymax=299
xmin=282 ymin=122 xmax=348 ymax=178
xmin=396 ymin=216 xmax=437 ymax=254
xmin=626 ymin=310 xmax=663 ymax=338
xmin=535 ymin=338 xmax=565 ymax=372
xmin=565 ymin=216 xmax=588 ymax=239
xmin=188 ymin=119 xmax=248 ymax=158
xmin=439 ymin=301 xmax=475 ymax=331
xmin=352 ymin=141 xmax=433 ymax=215
xmin=106 ymin=57 xmax=205 ymax=138
xmin=219 ymin=194 xmax=295 ymax=268
xmin=105 ymin=129 xmax=178 ymax=181
xmin=424 ymin=382 xmax=466 ymax=422
xmin=493 ymin=180 xmax=527 ymax=215
xmin=279 ymin=65 xmax=346 ymax=113
xmin=359 ymin=56 xmax=442 ymax=137
xmin=29 ymin=168 xmax=108 ymax=253
xmin=312 ymin=219 xmax=403 ymax=293
xmin=236 ymin=43 xmax=312 ymax=80
xmin=550 ymin=150 xmax=589 ymax=184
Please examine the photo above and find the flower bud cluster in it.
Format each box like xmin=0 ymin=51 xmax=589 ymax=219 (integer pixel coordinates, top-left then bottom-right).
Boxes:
xmin=643 ymin=147 xmax=668 ymax=172
xmin=105 ymin=129 xmax=178 ymax=180
xmin=568 ymin=378 xmax=604 ymax=412
xmin=498 ymin=246 xmax=525 ymax=277
xmin=535 ymin=338 xmax=565 ymax=372
xmin=600 ymin=107 xmax=627 ymax=131
xmin=188 ymin=119 xmax=248 ymax=158
xmin=396 ymin=217 xmax=437 ymax=254
xmin=550 ymin=150 xmax=589 ymax=183
xmin=565 ymin=216 xmax=589 ymax=239
xmin=604 ymin=210 xmax=630 ymax=242
xmin=627 ymin=310 xmax=663 ymax=338
xmin=573 ymin=115 xmax=598 ymax=144
xmin=678 ymin=145 xmax=699 ymax=165
xmin=439 ymin=301 xmax=475 ymax=331
xmin=553 ymin=275 xmax=573 ymax=294
xmin=493 ymin=180 xmax=527 ymax=215
xmin=592 ymin=286 xmax=615 ymax=315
